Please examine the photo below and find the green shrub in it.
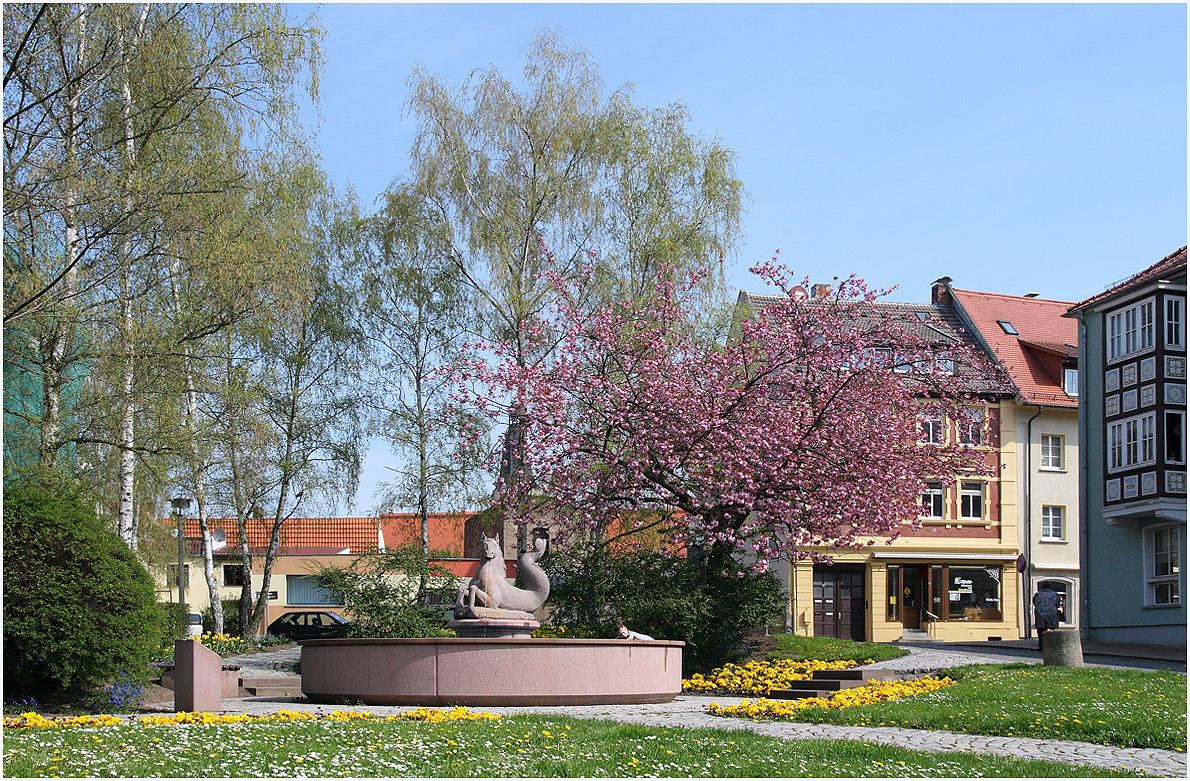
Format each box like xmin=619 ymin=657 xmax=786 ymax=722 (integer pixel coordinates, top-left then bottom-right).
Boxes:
xmin=3 ymin=483 xmax=163 ymax=698
xmin=201 ymin=599 xmax=241 ymax=635
xmin=544 ymin=543 xmax=785 ymax=674
xmin=311 ymin=546 xmax=460 ymax=638
xmin=160 ymin=603 xmax=191 ymax=641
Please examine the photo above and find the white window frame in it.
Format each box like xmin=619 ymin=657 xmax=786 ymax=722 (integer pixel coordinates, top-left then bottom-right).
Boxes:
xmin=1040 ymin=434 xmax=1064 ymax=470
xmin=1167 ymin=296 xmax=1185 ymax=350
xmin=1063 ymin=367 xmax=1079 ymax=397
xmin=1107 ymin=297 xmax=1156 ymax=362
xmin=286 ymin=575 xmax=344 ymax=607
xmin=1145 ymin=525 xmax=1181 ymax=606
xmin=959 ymin=408 xmax=985 ymax=447
xmin=1108 ymin=413 xmax=1158 ymax=473
xmin=1040 ymin=505 xmax=1065 ymax=540
xmin=921 ymin=481 xmax=944 ymax=519
xmin=920 ymin=414 xmax=944 ymax=445
xmin=959 ymin=481 xmax=984 ymax=521
xmin=1167 ymin=411 xmax=1186 ymax=465
xmin=1035 ymin=578 xmax=1075 ymax=627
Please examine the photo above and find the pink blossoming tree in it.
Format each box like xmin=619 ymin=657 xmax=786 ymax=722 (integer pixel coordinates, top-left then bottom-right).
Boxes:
xmin=454 ymin=245 xmax=997 ymax=570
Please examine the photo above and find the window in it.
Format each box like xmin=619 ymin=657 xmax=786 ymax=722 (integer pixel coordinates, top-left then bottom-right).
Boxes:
xmin=1063 ymin=367 xmax=1079 ymax=397
xmin=286 ymin=575 xmax=343 ymax=607
xmin=1146 ymin=525 xmax=1181 ymax=606
xmin=1040 ymin=434 xmax=1064 ymax=469
xmin=223 ymin=564 xmax=246 ymax=587
xmin=920 ymin=414 xmax=944 ymax=445
xmin=921 ymin=482 xmax=944 ymax=518
xmin=1108 ymin=413 xmax=1157 ymax=472
xmin=1167 ymin=297 xmax=1185 ymax=349
xmin=959 ymin=482 xmax=984 ymax=521
xmin=948 ymin=567 xmax=1002 ymax=621
xmin=1041 ymin=506 xmax=1065 ymax=540
xmin=1107 ymin=298 xmax=1156 ymax=361
xmin=932 ymin=356 xmax=956 ymax=375
xmin=1167 ymin=411 xmax=1185 ymax=465
xmin=959 ymin=408 xmax=984 ymax=447
xmin=886 ymin=565 xmax=901 ymax=621
xmin=997 ymin=320 xmax=1018 ymax=335
xmin=167 ymin=563 xmax=190 ymax=588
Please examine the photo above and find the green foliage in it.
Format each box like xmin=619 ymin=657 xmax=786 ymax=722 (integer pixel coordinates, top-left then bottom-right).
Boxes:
xmin=311 ymin=546 xmax=460 ymax=638
xmin=767 ymin=634 xmax=908 ymax=664
xmin=3 ymin=483 xmax=163 ymax=698
xmin=201 ymin=599 xmax=241 ymax=636
xmin=544 ymin=544 xmax=785 ymax=674
xmin=159 ymin=603 xmax=192 ymax=642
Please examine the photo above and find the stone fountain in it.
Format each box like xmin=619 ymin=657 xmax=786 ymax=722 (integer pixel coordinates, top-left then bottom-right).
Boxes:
xmin=300 ymin=534 xmax=683 ymax=706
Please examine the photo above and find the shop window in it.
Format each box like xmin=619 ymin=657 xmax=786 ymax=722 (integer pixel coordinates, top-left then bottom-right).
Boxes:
xmin=959 ymin=482 xmax=984 ymax=521
xmin=1145 ymin=525 xmax=1181 ymax=606
xmin=1040 ymin=434 xmax=1064 ymax=469
xmin=886 ymin=565 xmax=900 ymax=621
xmin=1040 ymin=506 xmax=1065 ymax=540
xmin=223 ymin=564 xmax=246 ymax=587
xmin=948 ymin=567 xmax=1002 ymax=621
xmin=921 ymin=482 xmax=944 ymax=519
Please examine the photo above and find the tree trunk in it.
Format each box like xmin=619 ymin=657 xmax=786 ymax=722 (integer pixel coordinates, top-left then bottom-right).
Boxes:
xmin=115 ymin=18 xmax=138 ymax=548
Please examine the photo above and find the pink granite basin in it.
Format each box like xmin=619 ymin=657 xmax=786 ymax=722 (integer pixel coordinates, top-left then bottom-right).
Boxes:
xmin=300 ymin=637 xmax=684 ymax=706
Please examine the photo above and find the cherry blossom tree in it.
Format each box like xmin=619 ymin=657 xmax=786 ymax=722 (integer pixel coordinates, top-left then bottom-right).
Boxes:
xmin=455 ymin=245 xmax=997 ymax=570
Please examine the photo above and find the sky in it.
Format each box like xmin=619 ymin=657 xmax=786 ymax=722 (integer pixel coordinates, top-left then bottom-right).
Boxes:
xmin=287 ymin=3 xmax=1187 ymax=514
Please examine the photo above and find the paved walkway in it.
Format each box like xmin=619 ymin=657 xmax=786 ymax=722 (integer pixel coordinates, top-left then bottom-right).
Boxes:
xmin=180 ymin=644 xmax=1188 ymax=777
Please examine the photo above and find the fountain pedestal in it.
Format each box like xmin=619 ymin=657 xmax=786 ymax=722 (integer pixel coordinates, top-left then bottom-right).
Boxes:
xmin=447 ymin=618 xmax=538 ymax=639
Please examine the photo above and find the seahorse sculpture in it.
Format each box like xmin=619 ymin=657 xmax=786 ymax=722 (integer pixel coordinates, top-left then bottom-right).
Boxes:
xmin=454 ymin=533 xmax=550 ymax=620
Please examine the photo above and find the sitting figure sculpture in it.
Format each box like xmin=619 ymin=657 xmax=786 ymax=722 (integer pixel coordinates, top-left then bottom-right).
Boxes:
xmin=454 ymin=533 xmax=550 ymax=621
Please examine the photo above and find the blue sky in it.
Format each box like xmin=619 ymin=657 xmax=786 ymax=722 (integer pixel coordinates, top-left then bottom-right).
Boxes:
xmin=290 ymin=3 xmax=1187 ymax=513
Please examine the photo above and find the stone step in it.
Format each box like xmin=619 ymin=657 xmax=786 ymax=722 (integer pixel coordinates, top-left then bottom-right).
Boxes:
xmin=240 ymin=677 xmax=302 ymax=697
xmin=812 ymin=668 xmax=894 ymax=681
xmin=766 ymin=687 xmax=842 ymax=700
xmin=774 ymin=678 xmax=866 ymax=692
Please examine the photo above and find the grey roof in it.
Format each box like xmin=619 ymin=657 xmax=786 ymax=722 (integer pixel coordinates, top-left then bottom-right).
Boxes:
xmin=736 ymin=291 xmax=1011 ymax=396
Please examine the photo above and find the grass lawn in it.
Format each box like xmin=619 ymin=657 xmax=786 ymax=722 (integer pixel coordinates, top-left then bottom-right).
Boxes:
xmin=1 ymin=712 xmax=1147 ymax=778
xmin=767 ymin=633 xmax=909 ymax=664
xmin=751 ymin=663 xmax=1187 ymax=752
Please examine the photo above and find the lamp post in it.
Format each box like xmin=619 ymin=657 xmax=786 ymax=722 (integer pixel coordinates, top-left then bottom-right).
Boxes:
xmin=170 ymin=497 xmax=191 ymax=606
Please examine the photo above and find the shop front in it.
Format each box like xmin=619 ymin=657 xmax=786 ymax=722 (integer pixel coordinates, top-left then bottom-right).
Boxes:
xmin=786 ymin=553 xmax=1021 ymax=643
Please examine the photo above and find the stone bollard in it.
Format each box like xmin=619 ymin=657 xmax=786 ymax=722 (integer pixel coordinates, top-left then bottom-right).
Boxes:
xmin=174 ymin=639 xmax=223 ymax=712
xmin=1042 ymin=629 xmax=1084 ymax=667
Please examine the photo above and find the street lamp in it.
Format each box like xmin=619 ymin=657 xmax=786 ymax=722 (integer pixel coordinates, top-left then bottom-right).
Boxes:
xmin=170 ymin=497 xmax=191 ymax=605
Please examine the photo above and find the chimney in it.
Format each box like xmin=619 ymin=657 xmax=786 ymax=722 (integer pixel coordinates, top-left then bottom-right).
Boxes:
xmin=811 ymin=283 xmax=832 ymax=299
xmin=931 ymin=277 xmax=953 ymax=307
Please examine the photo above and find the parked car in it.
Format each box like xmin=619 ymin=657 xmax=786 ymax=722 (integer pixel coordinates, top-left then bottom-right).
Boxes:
xmin=266 ymin=611 xmax=352 ymax=640
xmin=187 ymin=612 xmax=204 ymax=639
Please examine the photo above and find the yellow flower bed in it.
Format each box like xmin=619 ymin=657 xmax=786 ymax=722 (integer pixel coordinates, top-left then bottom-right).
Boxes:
xmin=683 ymin=658 xmax=869 ymax=696
xmin=708 ymin=676 xmax=954 ymax=719
xmin=5 ymin=707 xmax=501 ymax=730
xmin=2 ymin=712 xmax=123 ymax=729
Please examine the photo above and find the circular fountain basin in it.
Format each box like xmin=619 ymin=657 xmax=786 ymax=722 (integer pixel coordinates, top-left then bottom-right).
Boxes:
xmin=300 ymin=637 xmax=684 ymax=706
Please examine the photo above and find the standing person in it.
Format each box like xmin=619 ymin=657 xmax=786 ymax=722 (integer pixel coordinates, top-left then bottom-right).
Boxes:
xmin=1032 ymin=586 xmax=1061 ymax=651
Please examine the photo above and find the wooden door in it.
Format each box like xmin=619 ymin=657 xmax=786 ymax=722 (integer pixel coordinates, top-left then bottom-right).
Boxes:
xmin=813 ymin=565 xmax=866 ymax=641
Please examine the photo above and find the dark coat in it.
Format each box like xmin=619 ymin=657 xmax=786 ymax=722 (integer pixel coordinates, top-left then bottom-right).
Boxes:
xmin=1032 ymin=588 xmax=1061 ymax=631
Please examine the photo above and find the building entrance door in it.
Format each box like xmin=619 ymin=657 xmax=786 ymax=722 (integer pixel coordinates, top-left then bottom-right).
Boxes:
xmin=812 ymin=565 xmax=865 ymax=641
xmin=902 ymin=567 xmax=925 ymax=629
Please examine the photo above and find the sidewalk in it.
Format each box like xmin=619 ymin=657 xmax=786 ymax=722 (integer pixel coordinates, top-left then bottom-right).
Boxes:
xmin=910 ymin=637 xmax=1187 ymax=668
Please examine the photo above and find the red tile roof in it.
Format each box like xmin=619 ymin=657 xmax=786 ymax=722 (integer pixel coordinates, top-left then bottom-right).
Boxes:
xmin=1068 ymin=246 xmax=1187 ymax=314
xmin=180 ymin=516 xmax=379 ymax=553
xmin=950 ymin=288 xmax=1078 ymax=408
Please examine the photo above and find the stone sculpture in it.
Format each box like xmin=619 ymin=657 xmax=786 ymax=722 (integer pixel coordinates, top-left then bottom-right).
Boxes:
xmin=453 ymin=533 xmax=550 ymax=620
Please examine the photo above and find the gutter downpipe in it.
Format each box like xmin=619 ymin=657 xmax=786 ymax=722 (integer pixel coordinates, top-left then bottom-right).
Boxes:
xmin=1078 ymin=318 xmax=1091 ymax=640
xmin=1023 ymin=403 xmax=1043 ymax=640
